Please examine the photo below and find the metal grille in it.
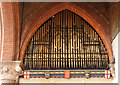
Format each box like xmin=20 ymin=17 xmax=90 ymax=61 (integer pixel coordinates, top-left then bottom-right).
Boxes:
xmin=23 ymin=9 xmax=109 ymax=70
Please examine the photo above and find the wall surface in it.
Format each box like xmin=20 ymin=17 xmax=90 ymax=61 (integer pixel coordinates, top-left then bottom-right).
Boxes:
xmin=112 ymin=32 xmax=119 ymax=83
xmin=109 ymin=3 xmax=119 ymax=41
xmin=0 ymin=2 xmax=16 ymax=61
xmin=0 ymin=2 xmax=22 ymax=61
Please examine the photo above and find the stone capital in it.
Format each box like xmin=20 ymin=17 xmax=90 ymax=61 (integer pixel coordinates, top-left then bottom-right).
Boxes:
xmin=0 ymin=61 xmax=23 ymax=82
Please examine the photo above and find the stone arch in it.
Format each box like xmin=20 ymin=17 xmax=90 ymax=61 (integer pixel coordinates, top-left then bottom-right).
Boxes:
xmin=20 ymin=2 xmax=113 ymax=63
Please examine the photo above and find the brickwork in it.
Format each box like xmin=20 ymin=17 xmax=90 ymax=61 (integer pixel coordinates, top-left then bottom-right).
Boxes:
xmin=0 ymin=2 xmax=16 ymax=60
xmin=109 ymin=3 xmax=119 ymax=40
xmin=0 ymin=2 xmax=22 ymax=60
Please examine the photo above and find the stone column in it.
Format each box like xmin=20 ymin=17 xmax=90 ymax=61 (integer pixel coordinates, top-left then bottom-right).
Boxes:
xmin=0 ymin=61 xmax=23 ymax=85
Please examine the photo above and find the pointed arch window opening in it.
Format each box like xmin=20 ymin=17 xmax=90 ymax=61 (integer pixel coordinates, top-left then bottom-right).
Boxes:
xmin=23 ymin=9 xmax=109 ymax=70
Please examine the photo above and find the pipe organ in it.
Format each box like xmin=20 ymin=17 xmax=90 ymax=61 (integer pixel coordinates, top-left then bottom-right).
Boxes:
xmin=23 ymin=9 xmax=109 ymax=70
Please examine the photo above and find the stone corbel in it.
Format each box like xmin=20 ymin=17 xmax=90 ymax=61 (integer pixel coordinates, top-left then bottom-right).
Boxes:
xmin=0 ymin=61 xmax=23 ymax=83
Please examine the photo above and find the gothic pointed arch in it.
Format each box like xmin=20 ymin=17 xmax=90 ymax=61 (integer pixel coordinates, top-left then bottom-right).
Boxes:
xmin=23 ymin=9 xmax=110 ymax=70
xmin=20 ymin=3 xmax=113 ymax=64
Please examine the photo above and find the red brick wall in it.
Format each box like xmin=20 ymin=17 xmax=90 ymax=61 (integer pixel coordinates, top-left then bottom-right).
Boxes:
xmin=0 ymin=2 xmax=22 ymax=61
xmin=0 ymin=2 xmax=16 ymax=60
xmin=14 ymin=2 xmax=23 ymax=60
xmin=109 ymin=3 xmax=119 ymax=40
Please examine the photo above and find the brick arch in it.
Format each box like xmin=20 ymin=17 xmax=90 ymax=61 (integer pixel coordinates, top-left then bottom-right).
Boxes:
xmin=20 ymin=3 xmax=113 ymax=63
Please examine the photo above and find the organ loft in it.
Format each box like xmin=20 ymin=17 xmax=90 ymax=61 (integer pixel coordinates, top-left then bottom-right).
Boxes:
xmin=0 ymin=2 xmax=119 ymax=84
